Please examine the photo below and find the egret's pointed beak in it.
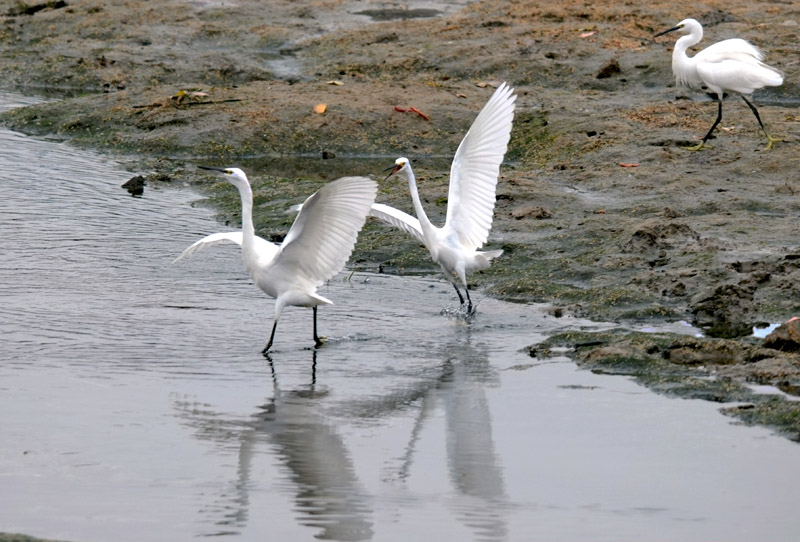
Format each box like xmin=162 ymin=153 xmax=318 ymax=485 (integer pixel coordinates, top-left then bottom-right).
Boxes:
xmin=383 ymin=163 xmax=402 ymax=182
xmin=654 ymin=25 xmax=681 ymax=38
xmin=198 ymin=165 xmax=228 ymax=174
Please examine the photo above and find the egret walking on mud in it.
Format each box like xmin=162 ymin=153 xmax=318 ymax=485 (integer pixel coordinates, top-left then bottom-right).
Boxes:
xmin=371 ymin=82 xmax=516 ymax=314
xmin=655 ymin=18 xmax=783 ymax=151
xmin=174 ymin=167 xmax=377 ymax=353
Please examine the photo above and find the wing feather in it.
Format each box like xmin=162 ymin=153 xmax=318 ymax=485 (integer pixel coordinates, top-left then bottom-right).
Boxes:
xmin=274 ymin=176 xmax=377 ymax=283
xmin=173 ymin=231 xmax=279 ymax=264
xmin=697 ymin=57 xmax=783 ymax=93
xmin=369 ymin=203 xmax=424 ymax=243
xmin=173 ymin=232 xmax=243 ymax=263
xmin=445 ymin=82 xmax=516 ymax=250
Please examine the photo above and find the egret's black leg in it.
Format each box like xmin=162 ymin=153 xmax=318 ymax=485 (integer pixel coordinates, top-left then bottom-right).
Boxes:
xmin=741 ymin=95 xmax=780 ymax=150
xmin=684 ymin=97 xmax=722 ymax=151
xmin=263 ymin=320 xmax=278 ymax=355
xmin=313 ymin=306 xmax=324 ymax=348
xmin=464 ymin=285 xmax=474 ymax=315
xmin=451 ymin=282 xmax=466 ymax=306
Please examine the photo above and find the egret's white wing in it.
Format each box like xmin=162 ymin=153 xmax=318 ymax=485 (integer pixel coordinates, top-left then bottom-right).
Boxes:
xmin=369 ymin=203 xmax=425 ymax=244
xmin=445 ymin=82 xmax=516 ymax=250
xmin=173 ymin=231 xmax=278 ymax=264
xmin=697 ymin=56 xmax=783 ymax=94
xmin=173 ymin=231 xmax=243 ymax=263
xmin=276 ymin=176 xmax=377 ymax=283
xmin=696 ymin=38 xmax=763 ymax=62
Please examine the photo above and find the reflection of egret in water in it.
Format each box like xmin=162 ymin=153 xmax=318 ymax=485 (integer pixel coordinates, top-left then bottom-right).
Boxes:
xmin=346 ymin=330 xmax=509 ymax=542
xmin=173 ymin=351 xmax=373 ymax=541
xmin=443 ymin=354 xmax=508 ymax=542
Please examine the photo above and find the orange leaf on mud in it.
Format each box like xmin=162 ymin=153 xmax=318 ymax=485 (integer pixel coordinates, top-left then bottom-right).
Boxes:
xmin=314 ymin=103 xmax=327 ymax=114
xmin=394 ymin=106 xmax=430 ymax=120
xmin=619 ymin=162 xmax=639 ymax=167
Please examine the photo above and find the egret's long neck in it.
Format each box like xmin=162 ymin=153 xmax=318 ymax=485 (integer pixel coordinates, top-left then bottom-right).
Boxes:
xmin=672 ymin=31 xmax=702 ymax=86
xmin=673 ymin=33 xmax=698 ymax=59
xmin=405 ymin=166 xmax=434 ymax=234
xmin=237 ymin=183 xmax=256 ymax=246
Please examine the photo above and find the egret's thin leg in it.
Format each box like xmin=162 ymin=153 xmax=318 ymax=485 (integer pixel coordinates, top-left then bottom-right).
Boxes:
xmin=263 ymin=320 xmax=278 ymax=355
xmin=683 ymin=98 xmax=722 ymax=151
xmin=451 ymin=282 xmax=466 ymax=306
xmin=464 ymin=285 xmax=474 ymax=315
xmin=741 ymin=95 xmax=780 ymax=151
xmin=313 ymin=306 xmax=324 ymax=348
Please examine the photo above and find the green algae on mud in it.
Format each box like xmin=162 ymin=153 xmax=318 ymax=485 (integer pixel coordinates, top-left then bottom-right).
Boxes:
xmin=532 ymin=329 xmax=800 ymax=441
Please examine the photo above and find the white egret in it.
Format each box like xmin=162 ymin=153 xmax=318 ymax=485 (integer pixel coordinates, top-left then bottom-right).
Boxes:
xmin=174 ymin=167 xmax=377 ymax=353
xmin=655 ymin=18 xmax=783 ymax=151
xmin=372 ymin=82 xmax=516 ymax=314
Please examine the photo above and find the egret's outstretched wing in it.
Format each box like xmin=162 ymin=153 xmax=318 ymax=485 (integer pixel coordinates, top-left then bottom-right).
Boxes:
xmin=369 ymin=203 xmax=424 ymax=244
xmin=445 ymin=82 xmax=516 ymax=250
xmin=173 ymin=231 xmax=277 ymax=264
xmin=173 ymin=232 xmax=243 ymax=263
xmin=276 ymin=176 xmax=377 ymax=283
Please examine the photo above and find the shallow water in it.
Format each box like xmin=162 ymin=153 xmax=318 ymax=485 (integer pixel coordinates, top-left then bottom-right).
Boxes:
xmin=2 ymin=91 xmax=800 ymax=542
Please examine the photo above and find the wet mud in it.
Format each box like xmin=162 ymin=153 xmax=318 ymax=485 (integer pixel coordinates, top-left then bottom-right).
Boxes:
xmin=2 ymin=0 xmax=800 ymax=437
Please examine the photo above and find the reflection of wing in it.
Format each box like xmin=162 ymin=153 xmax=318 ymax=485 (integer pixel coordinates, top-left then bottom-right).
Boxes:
xmin=446 ymin=82 xmax=515 ymax=250
xmin=369 ymin=203 xmax=424 ymax=243
xmin=276 ymin=176 xmax=377 ymax=283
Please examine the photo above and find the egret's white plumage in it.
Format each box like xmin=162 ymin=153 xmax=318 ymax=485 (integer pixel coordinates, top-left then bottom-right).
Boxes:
xmin=175 ymin=167 xmax=377 ymax=353
xmin=372 ymin=82 xmax=516 ymax=313
xmin=655 ymin=18 xmax=783 ymax=150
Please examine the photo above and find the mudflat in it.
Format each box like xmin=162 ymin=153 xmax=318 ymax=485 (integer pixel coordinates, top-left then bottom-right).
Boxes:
xmin=1 ymin=0 xmax=799 ymax=437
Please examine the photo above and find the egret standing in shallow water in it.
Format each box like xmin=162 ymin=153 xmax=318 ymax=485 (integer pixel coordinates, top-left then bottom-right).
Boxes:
xmin=174 ymin=167 xmax=377 ymax=353
xmin=655 ymin=18 xmax=783 ymax=151
xmin=371 ymin=82 xmax=516 ymax=314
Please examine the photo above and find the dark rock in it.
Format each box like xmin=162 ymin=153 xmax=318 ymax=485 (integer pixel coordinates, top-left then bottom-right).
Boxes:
xmin=7 ymin=1 xmax=67 ymax=17
xmin=122 ymin=175 xmax=145 ymax=196
xmin=764 ymin=318 xmax=800 ymax=352
xmin=690 ymin=281 xmax=757 ymax=338
xmin=596 ymin=58 xmax=621 ymax=79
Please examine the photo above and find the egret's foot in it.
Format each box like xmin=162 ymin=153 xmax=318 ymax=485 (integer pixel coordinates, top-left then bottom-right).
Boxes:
xmin=261 ymin=345 xmax=272 ymax=356
xmin=763 ymin=134 xmax=781 ymax=151
xmin=681 ymin=141 xmax=712 ymax=151
xmin=314 ymin=336 xmax=326 ymax=349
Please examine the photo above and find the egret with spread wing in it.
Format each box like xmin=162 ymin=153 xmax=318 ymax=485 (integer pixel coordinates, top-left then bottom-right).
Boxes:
xmin=175 ymin=167 xmax=377 ymax=353
xmin=372 ymin=82 xmax=516 ymax=314
xmin=655 ymin=18 xmax=783 ymax=151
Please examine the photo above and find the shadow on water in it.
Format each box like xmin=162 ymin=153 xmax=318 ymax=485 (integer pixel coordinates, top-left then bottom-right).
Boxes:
xmin=173 ymin=329 xmax=509 ymax=542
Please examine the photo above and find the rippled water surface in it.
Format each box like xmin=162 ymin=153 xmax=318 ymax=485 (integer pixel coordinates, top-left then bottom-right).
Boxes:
xmin=2 ymin=92 xmax=800 ymax=542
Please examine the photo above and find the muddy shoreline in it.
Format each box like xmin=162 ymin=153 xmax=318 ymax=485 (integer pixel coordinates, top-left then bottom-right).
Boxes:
xmin=2 ymin=0 xmax=800 ymax=438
